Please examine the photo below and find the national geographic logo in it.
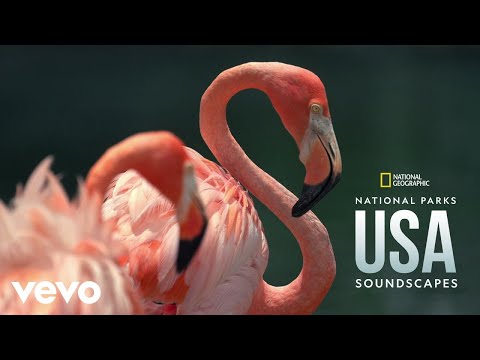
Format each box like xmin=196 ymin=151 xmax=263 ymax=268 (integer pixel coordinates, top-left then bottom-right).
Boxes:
xmin=380 ymin=172 xmax=430 ymax=188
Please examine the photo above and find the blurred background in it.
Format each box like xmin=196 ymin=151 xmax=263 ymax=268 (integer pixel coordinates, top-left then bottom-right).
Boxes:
xmin=0 ymin=45 xmax=478 ymax=314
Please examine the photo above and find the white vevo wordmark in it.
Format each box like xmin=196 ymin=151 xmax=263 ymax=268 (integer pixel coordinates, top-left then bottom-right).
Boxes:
xmin=11 ymin=281 xmax=101 ymax=305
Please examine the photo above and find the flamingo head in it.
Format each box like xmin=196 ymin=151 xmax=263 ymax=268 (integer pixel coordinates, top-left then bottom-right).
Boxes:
xmin=264 ymin=62 xmax=343 ymax=217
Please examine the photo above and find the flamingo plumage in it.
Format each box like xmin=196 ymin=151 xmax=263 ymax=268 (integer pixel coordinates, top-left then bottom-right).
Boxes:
xmin=95 ymin=62 xmax=343 ymax=314
xmin=0 ymin=157 xmax=143 ymax=314
xmin=0 ymin=131 xmax=205 ymax=314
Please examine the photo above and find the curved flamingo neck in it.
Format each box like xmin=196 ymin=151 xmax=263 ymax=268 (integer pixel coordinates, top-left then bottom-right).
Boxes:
xmin=86 ymin=131 xmax=186 ymax=217
xmin=199 ymin=63 xmax=336 ymax=314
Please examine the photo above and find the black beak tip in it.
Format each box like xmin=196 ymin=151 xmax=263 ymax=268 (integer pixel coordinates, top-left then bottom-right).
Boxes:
xmin=291 ymin=202 xmax=308 ymax=218
xmin=176 ymin=249 xmax=190 ymax=273
xmin=176 ymin=218 xmax=207 ymax=273
xmin=291 ymin=183 xmax=324 ymax=218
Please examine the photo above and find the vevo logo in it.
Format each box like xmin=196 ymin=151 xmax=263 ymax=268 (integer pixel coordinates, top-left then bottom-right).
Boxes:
xmin=11 ymin=281 xmax=101 ymax=305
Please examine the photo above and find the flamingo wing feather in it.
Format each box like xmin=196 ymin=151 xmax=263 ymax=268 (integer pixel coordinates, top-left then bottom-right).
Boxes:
xmin=178 ymin=148 xmax=268 ymax=314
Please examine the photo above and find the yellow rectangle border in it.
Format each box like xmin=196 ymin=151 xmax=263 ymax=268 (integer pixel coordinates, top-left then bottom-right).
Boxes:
xmin=380 ymin=172 xmax=392 ymax=188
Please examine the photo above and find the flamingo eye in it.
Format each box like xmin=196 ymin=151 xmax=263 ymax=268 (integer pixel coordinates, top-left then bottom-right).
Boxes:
xmin=311 ymin=104 xmax=321 ymax=113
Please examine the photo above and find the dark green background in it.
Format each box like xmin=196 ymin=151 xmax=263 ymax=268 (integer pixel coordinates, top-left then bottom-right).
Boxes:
xmin=0 ymin=45 xmax=478 ymax=314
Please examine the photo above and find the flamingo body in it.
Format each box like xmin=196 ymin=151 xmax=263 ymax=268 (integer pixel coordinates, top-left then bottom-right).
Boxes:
xmin=103 ymin=147 xmax=268 ymax=314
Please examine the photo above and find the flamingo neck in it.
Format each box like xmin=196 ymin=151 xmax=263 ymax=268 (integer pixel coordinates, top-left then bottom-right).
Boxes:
xmin=86 ymin=132 xmax=185 ymax=218
xmin=199 ymin=63 xmax=336 ymax=314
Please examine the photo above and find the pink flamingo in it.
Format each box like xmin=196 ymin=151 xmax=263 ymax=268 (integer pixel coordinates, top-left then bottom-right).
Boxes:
xmin=94 ymin=62 xmax=342 ymax=314
xmin=0 ymin=131 xmax=205 ymax=314
xmin=86 ymin=131 xmax=206 ymax=312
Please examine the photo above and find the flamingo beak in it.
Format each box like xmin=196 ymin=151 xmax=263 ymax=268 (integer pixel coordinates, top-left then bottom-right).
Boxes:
xmin=176 ymin=162 xmax=207 ymax=272
xmin=292 ymin=118 xmax=342 ymax=217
